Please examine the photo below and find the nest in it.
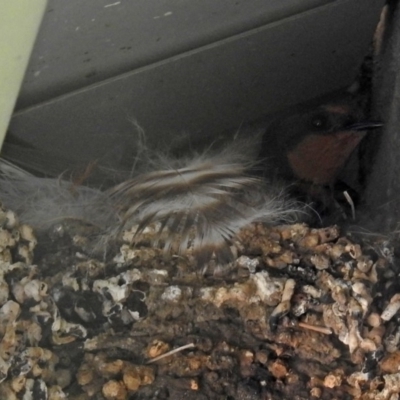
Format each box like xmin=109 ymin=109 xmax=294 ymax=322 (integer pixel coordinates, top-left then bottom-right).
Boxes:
xmin=0 ymin=201 xmax=399 ymax=400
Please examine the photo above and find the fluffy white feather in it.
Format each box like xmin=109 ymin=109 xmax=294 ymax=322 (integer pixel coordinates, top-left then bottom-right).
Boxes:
xmin=0 ymin=159 xmax=117 ymax=230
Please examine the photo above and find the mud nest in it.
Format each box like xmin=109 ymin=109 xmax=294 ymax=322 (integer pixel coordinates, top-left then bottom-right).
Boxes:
xmin=0 ymin=202 xmax=399 ymax=400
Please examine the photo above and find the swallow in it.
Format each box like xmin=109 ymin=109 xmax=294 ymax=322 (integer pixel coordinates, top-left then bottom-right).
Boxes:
xmin=260 ymin=98 xmax=383 ymax=216
xmin=261 ymin=98 xmax=382 ymax=185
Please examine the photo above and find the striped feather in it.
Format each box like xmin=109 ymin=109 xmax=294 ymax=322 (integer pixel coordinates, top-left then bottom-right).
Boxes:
xmin=108 ymin=144 xmax=300 ymax=265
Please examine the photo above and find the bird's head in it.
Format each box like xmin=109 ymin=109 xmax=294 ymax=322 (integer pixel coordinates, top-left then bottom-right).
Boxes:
xmin=262 ymin=99 xmax=382 ymax=185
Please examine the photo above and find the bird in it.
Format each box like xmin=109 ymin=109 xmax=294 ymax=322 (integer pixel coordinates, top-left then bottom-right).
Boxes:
xmin=259 ymin=97 xmax=383 ymax=217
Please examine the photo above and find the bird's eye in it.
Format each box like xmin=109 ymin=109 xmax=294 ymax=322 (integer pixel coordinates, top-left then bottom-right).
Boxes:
xmin=310 ymin=114 xmax=329 ymax=130
xmin=343 ymin=116 xmax=356 ymax=127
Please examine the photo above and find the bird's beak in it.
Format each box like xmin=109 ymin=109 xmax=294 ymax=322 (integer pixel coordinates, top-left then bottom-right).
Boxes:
xmin=346 ymin=121 xmax=384 ymax=131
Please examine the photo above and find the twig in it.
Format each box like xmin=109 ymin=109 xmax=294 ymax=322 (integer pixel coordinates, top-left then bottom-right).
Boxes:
xmin=147 ymin=343 xmax=196 ymax=364
xmin=298 ymin=322 xmax=332 ymax=335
